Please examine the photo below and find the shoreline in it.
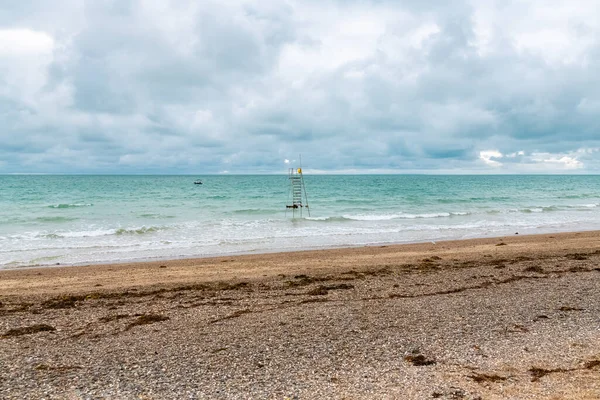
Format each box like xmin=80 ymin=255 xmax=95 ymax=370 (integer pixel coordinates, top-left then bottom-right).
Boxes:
xmin=2 ymin=229 xmax=600 ymax=398
xmin=4 ymin=226 xmax=600 ymax=272
xmin=0 ymin=230 xmax=600 ymax=293
xmin=1 ymin=230 xmax=600 ymax=297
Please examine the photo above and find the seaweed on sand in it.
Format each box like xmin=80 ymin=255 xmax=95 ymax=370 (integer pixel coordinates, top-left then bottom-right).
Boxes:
xmin=125 ymin=314 xmax=169 ymax=331
xmin=468 ymin=373 xmax=507 ymax=384
xmin=2 ymin=324 xmax=56 ymax=338
xmin=523 ymin=265 xmax=545 ymax=273
xmin=404 ymin=354 xmax=436 ymax=366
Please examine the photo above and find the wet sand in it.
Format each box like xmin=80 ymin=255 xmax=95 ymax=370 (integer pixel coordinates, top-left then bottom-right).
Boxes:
xmin=1 ymin=231 xmax=600 ymax=399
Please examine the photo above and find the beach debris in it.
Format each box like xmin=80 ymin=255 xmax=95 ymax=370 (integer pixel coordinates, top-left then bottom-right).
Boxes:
xmin=558 ymin=306 xmax=584 ymax=312
xmin=99 ymin=314 xmax=131 ymax=323
xmin=305 ymin=283 xmax=353 ymax=295
xmin=307 ymin=286 xmax=328 ymax=296
xmin=585 ymin=360 xmax=600 ymax=369
xmin=125 ymin=314 xmax=169 ymax=331
xmin=211 ymin=347 xmax=228 ymax=354
xmin=508 ymin=324 xmax=529 ymax=333
xmin=468 ymin=372 xmax=507 ymax=384
xmin=41 ymin=294 xmax=97 ymax=309
xmin=286 ymin=274 xmax=329 ymax=287
xmin=524 ymin=265 xmax=545 ymax=273
xmin=566 ymin=253 xmax=588 ymax=260
xmin=530 ymin=359 xmax=600 ymax=382
xmin=210 ymin=309 xmax=251 ymax=324
xmin=529 ymin=367 xmax=563 ymax=382
xmin=361 ymin=267 xmax=392 ymax=276
xmin=2 ymin=324 xmax=56 ymax=338
xmin=404 ymin=351 xmax=436 ymax=366
xmin=325 ymin=283 xmax=354 ymax=290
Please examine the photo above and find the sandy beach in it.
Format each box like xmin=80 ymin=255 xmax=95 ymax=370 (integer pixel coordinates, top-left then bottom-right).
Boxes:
xmin=1 ymin=231 xmax=599 ymax=399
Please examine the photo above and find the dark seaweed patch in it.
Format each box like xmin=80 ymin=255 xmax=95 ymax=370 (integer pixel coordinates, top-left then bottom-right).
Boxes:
xmin=566 ymin=253 xmax=588 ymax=261
xmin=524 ymin=265 xmax=545 ymax=273
xmin=210 ymin=309 xmax=251 ymax=324
xmin=584 ymin=360 xmax=600 ymax=369
xmin=125 ymin=314 xmax=169 ymax=330
xmin=404 ymin=354 xmax=436 ymax=366
xmin=468 ymin=373 xmax=507 ymax=384
xmin=559 ymin=306 xmax=584 ymax=312
xmin=529 ymin=367 xmax=564 ymax=382
xmin=99 ymin=314 xmax=131 ymax=323
xmin=529 ymin=359 xmax=600 ymax=382
xmin=286 ymin=275 xmax=329 ymax=287
xmin=3 ymin=324 xmax=56 ymax=338
xmin=307 ymin=286 xmax=329 ymax=296
xmin=42 ymin=295 xmax=85 ymax=309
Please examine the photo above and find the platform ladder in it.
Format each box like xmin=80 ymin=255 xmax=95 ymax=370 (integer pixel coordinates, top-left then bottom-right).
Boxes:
xmin=286 ymin=167 xmax=310 ymax=217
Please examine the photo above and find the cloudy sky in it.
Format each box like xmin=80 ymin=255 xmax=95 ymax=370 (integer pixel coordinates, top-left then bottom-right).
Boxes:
xmin=1 ymin=0 xmax=599 ymax=174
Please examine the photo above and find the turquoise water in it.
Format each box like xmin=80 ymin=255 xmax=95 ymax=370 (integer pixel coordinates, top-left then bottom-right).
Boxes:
xmin=1 ymin=175 xmax=600 ymax=268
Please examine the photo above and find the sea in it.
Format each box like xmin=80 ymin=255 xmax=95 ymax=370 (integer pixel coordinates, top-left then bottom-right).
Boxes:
xmin=1 ymin=174 xmax=599 ymax=269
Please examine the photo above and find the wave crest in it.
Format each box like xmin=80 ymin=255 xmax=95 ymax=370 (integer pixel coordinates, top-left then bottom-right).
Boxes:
xmin=115 ymin=226 xmax=163 ymax=235
xmin=306 ymin=212 xmax=470 ymax=222
xmin=48 ymin=203 xmax=93 ymax=209
xmin=36 ymin=216 xmax=79 ymax=223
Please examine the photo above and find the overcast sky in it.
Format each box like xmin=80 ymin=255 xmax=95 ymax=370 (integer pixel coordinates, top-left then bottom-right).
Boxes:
xmin=1 ymin=0 xmax=599 ymax=174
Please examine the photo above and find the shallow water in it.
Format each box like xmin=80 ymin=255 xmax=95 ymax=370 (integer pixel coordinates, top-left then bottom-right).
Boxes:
xmin=1 ymin=174 xmax=599 ymax=268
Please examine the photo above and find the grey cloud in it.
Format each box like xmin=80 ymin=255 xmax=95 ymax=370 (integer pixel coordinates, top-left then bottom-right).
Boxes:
xmin=0 ymin=0 xmax=599 ymax=173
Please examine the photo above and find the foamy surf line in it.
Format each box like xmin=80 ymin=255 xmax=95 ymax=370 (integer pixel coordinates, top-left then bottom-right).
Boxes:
xmin=3 ymin=227 xmax=600 ymax=271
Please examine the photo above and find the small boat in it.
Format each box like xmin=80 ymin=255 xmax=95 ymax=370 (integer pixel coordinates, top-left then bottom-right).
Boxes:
xmin=194 ymin=180 xmax=203 ymax=185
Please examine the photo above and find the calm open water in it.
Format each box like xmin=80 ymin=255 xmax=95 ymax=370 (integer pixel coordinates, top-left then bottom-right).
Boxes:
xmin=1 ymin=175 xmax=599 ymax=268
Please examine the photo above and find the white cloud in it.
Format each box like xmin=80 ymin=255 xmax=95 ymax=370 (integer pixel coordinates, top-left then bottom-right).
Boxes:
xmin=505 ymin=150 xmax=525 ymax=158
xmin=0 ymin=29 xmax=58 ymax=106
xmin=479 ymin=150 xmax=503 ymax=167
xmin=0 ymin=29 xmax=54 ymax=55
xmin=530 ymin=153 xmax=583 ymax=169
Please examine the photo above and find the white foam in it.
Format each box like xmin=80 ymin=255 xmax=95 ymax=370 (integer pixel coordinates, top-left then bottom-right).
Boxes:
xmin=342 ymin=212 xmax=456 ymax=221
xmin=48 ymin=203 xmax=93 ymax=208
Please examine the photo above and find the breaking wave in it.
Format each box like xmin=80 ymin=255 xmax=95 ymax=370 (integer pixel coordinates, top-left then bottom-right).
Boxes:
xmin=48 ymin=203 xmax=93 ymax=209
xmin=36 ymin=216 xmax=79 ymax=223
xmin=115 ymin=226 xmax=165 ymax=235
xmin=306 ymin=212 xmax=471 ymax=222
xmin=34 ymin=225 xmax=166 ymax=239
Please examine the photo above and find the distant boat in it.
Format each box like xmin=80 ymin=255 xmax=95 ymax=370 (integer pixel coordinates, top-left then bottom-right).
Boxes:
xmin=194 ymin=180 xmax=203 ymax=185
